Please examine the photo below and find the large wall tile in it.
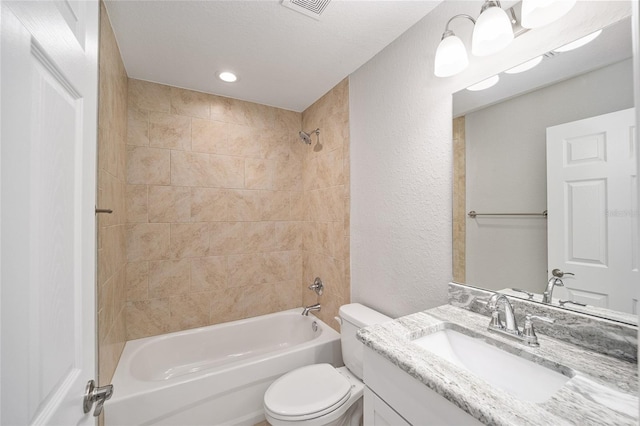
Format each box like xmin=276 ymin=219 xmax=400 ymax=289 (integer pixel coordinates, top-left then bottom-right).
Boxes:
xmin=148 ymin=185 xmax=191 ymax=223
xmin=149 ymin=112 xmax=191 ymax=150
xmin=191 ymin=256 xmax=227 ymax=292
xmin=148 ymin=259 xmax=191 ymax=298
xmin=126 ymin=299 xmax=171 ymax=339
xmin=128 ymin=79 xmax=170 ymax=113
xmin=169 ymin=223 xmax=209 ymax=258
xmin=191 ymin=118 xmax=226 ymax=154
xmin=127 ymin=146 xmax=170 ymax=185
xmin=126 ymin=223 xmax=170 ymax=261
xmin=170 ymin=87 xmax=211 ymax=119
xmin=191 ymin=187 xmax=228 ymax=222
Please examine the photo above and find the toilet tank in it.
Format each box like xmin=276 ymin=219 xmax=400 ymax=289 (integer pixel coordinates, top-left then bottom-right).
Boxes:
xmin=339 ymin=303 xmax=391 ymax=380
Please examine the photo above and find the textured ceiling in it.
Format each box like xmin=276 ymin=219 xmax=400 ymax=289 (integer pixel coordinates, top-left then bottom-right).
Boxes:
xmin=104 ymin=0 xmax=443 ymax=112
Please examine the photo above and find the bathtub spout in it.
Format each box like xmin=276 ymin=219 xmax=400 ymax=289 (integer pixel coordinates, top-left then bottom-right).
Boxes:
xmin=302 ymin=303 xmax=321 ymax=316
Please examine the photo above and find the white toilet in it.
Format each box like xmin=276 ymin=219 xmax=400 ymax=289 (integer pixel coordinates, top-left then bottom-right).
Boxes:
xmin=263 ymin=303 xmax=391 ymax=426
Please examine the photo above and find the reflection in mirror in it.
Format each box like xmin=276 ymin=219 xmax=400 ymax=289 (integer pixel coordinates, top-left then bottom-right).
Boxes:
xmin=452 ymin=17 xmax=637 ymax=325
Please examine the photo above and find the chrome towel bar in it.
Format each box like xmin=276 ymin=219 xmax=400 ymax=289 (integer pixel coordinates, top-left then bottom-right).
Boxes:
xmin=468 ymin=210 xmax=547 ymax=218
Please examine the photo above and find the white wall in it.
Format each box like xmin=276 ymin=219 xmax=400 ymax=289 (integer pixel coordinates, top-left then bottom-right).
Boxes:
xmin=349 ymin=0 xmax=632 ymax=318
xmin=465 ymin=59 xmax=634 ymax=294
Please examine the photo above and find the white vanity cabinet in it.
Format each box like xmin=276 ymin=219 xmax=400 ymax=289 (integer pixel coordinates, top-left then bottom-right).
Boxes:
xmin=362 ymin=347 xmax=483 ymax=426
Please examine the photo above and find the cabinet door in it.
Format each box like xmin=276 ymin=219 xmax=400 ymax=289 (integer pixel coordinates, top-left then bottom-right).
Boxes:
xmin=364 ymin=387 xmax=411 ymax=426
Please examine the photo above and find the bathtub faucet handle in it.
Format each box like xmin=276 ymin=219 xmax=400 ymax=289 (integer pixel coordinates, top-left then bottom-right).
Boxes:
xmin=308 ymin=277 xmax=324 ymax=296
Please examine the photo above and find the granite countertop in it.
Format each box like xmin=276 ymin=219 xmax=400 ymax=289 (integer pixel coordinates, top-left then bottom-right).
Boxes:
xmin=357 ymin=304 xmax=639 ymax=426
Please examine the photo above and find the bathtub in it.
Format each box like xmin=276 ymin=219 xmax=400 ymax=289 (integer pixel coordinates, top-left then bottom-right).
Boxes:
xmin=107 ymin=308 xmax=342 ymax=426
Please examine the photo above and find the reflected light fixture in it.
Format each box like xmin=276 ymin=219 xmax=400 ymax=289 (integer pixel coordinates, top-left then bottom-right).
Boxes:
xmin=504 ymin=55 xmax=543 ymax=74
xmin=553 ymin=29 xmax=602 ymax=53
xmin=466 ymin=75 xmax=500 ymax=91
xmin=218 ymin=71 xmax=237 ymax=83
xmin=521 ymin=0 xmax=576 ymax=29
xmin=471 ymin=1 xmax=514 ymax=57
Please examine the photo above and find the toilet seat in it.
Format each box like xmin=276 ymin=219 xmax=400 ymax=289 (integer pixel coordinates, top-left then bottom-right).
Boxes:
xmin=264 ymin=364 xmax=352 ymax=421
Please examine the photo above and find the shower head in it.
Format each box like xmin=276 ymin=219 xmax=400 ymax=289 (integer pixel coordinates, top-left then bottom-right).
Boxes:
xmin=299 ymin=131 xmax=312 ymax=145
xmin=298 ymin=128 xmax=320 ymax=145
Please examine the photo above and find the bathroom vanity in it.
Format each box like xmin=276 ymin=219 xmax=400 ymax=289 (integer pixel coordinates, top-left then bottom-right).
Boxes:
xmin=358 ymin=300 xmax=638 ymax=425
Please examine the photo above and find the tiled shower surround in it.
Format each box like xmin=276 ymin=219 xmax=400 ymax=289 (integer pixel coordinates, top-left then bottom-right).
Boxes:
xmin=97 ymin=3 xmax=128 ymax=386
xmin=124 ymin=78 xmax=350 ymax=339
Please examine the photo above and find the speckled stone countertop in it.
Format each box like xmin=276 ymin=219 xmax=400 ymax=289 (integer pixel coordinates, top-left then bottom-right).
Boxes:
xmin=357 ymin=305 xmax=638 ymax=425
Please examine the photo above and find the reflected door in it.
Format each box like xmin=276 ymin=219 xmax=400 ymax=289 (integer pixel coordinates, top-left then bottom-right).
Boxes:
xmin=1 ymin=1 xmax=99 ymax=424
xmin=546 ymin=108 xmax=637 ymax=313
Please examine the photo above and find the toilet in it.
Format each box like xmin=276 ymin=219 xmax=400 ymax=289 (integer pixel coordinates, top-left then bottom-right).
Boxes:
xmin=263 ymin=303 xmax=391 ymax=426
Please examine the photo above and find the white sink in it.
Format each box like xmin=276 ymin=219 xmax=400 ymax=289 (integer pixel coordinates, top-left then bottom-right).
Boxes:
xmin=413 ymin=328 xmax=571 ymax=403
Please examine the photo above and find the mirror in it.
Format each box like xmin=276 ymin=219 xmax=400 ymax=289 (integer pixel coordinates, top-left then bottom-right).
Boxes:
xmin=452 ymin=17 xmax=637 ymax=325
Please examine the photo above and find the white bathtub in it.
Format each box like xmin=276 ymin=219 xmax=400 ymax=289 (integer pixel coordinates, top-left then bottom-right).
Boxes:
xmin=107 ymin=308 xmax=342 ymax=426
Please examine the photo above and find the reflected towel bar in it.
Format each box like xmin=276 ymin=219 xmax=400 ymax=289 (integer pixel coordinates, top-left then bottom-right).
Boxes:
xmin=468 ymin=210 xmax=548 ymax=218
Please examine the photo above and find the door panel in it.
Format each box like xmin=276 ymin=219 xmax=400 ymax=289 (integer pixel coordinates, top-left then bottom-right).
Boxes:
xmin=547 ymin=108 xmax=637 ymax=313
xmin=1 ymin=1 xmax=99 ymax=424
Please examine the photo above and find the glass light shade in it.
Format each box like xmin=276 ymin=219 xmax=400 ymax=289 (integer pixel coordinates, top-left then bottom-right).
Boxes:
xmin=434 ymin=34 xmax=469 ymax=77
xmin=466 ymin=75 xmax=500 ymax=91
xmin=521 ymin=0 xmax=576 ymax=29
xmin=553 ymin=30 xmax=602 ymax=53
xmin=504 ymin=56 xmax=543 ymax=74
xmin=471 ymin=6 xmax=514 ymax=56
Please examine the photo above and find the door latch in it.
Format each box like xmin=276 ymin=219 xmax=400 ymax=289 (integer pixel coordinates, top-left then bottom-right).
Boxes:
xmin=83 ymin=380 xmax=113 ymax=417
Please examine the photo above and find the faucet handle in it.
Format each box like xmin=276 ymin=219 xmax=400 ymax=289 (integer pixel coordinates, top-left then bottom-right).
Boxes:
xmin=527 ymin=314 xmax=555 ymax=324
xmin=308 ymin=277 xmax=323 ymax=295
xmin=559 ymin=300 xmax=586 ymax=307
xmin=521 ymin=314 xmax=553 ymax=347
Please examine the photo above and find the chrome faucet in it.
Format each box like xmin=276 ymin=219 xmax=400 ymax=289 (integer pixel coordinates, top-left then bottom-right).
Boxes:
xmin=486 ymin=293 xmax=554 ymax=347
xmin=302 ymin=303 xmax=321 ymax=316
xmin=487 ymin=293 xmax=519 ymax=333
xmin=542 ymin=269 xmax=574 ymax=304
xmin=542 ymin=277 xmax=563 ymax=303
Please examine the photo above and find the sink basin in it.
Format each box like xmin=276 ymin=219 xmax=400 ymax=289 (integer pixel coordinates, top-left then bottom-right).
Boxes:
xmin=413 ymin=328 xmax=571 ymax=402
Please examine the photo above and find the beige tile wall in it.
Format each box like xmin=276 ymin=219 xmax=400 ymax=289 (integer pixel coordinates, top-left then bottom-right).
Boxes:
xmin=97 ymin=2 xmax=128 ymax=386
xmin=452 ymin=116 xmax=466 ymax=283
xmin=300 ymin=79 xmax=351 ymax=330
xmin=124 ymin=79 xmax=308 ymax=339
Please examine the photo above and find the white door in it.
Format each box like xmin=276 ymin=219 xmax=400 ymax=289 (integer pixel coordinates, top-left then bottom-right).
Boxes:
xmin=547 ymin=108 xmax=637 ymax=313
xmin=1 ymin=1 xmax=99 ymax=424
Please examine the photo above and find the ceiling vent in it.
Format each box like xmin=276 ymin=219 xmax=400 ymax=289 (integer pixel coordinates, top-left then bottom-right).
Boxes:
xmin=281 ymin=0 xmax=331 ymax=20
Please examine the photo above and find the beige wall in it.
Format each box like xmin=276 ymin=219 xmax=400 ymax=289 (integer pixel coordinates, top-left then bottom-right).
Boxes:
xmin=300 ymin=79 xmax=351 ymax=330
xmin=124 ymin=80 xmax=308 ymax=339
xmin=452 ymin=116 xmax=465 ymax=284
xmin=124 ymin=78 xmax=350 ymax=339
xmin=97 ymin=2 xmax=128 ymax=385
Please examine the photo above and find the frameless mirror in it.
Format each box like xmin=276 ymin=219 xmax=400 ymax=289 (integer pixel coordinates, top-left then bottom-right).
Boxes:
xmin=452 ymin=16 xmax=637 ymax=325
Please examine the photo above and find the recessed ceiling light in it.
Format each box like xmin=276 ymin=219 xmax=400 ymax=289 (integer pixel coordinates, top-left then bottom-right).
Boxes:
xmin=505 ymin=56 xmax=544 ymax=74
xmin=218 ymin=71 xmax=237 ymax=83
xmin=553 ymin=30 xmax=602 ymax=53
xmin=466 ymin=75 xmax=500 ymax=91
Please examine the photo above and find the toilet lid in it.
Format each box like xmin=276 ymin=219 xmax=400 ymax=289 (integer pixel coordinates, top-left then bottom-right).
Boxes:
xmin=264 ymin=364 xmax=351 ymax=419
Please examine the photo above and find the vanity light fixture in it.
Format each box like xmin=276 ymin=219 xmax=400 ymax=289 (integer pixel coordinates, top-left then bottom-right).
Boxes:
xmin=434 ymin=1 xmax=516 ymax=77
xmin=552 ymin=29 xmax=602 ymax=53
xmin=521 ymin=0 xmax=576 ymax=29
xmin=466 ymin=75 xmax=500 ymax=91
xmin=434 ymin=14 xmax=476 ymax=77
xmin=218 ymin=71 xmax=237 ymax=83
xmin=471 ymin=1 xmax=514 ymax=57
xmin=504 ymin=55 xmax=543 ymax=74
xmin=435 ymin=0 xmax=578 ymax=78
